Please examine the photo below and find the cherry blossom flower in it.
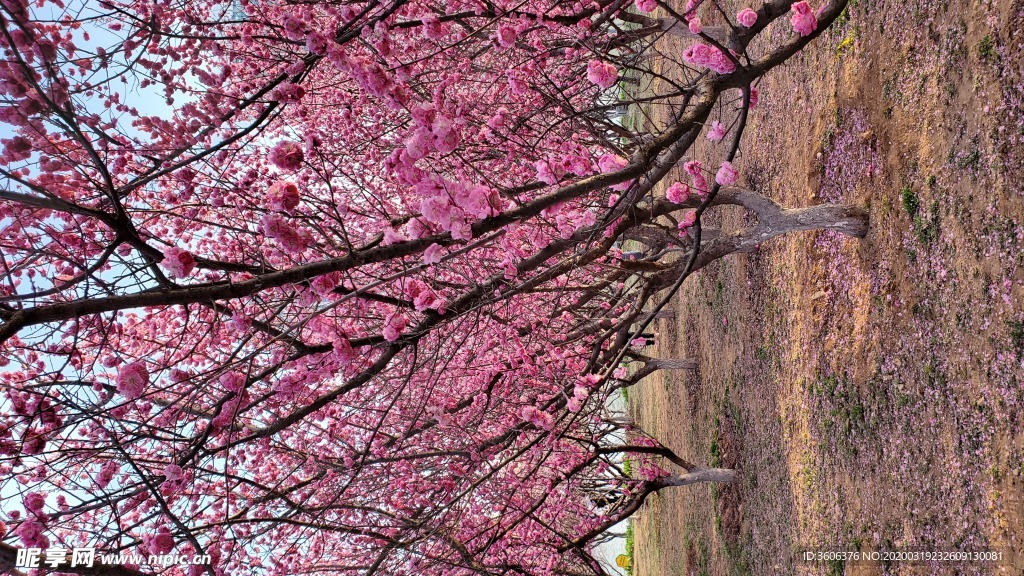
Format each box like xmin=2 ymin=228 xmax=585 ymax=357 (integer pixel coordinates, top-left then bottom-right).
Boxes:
xmin=116 ymin=362 xmax=149 ymax=399
xmin=586 ymin=60 xmax=618 ymax=89
xmin=260 ymin=214 xmax=309 ymax=253
xmin=707 ymin=120 xmax=727 ymax=142
xmin=383 ymin=313 xmax=408 ymax=342
xmin=266 ymin=180 xmax=301 ymax=212
xmin=268 ymin=141 xmax=304 ymax=171
xmin=495 ymin=25 xmax=517 ymax=47
xmin=716 ymin=161 xmax=739 ymax=185
xmin=161 ymin=247 xmax=196 ymax=279
xmin=666 ymin=181 xmax=690 ymax=203
xmin=423 ymin=243 xmax=445 ymax=265
xmin=736 ymin=8 xmax=758 ymax=27
xmin=790 ymin=1 xmax=818 ymax=36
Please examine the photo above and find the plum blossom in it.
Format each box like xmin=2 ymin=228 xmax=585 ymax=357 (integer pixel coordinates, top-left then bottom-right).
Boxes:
xmin=636 ymin=0 xmax=658 ymax=11
xmin=535 ymin=159 xmax=565 ymax=185
xmin=382 ymin=228 xmax=407 ymax=246
xmin=404 ymin=279 xmax=443 ymax=311
xmin=144 ymin=526 xmax=175 ymax=555
xmin=310 ymin=273 xmax=338 ymax=296
xmin=790 ymin=1 xmax=818 ymax=36
xmin=684 ymin=160 xmax=709 ymax=196
xmin=707 ymin=120 xmax=727 ymax=142
xmin=678 ymin=210 xmax=698 ymax=232
xmin=14 ymin=518 xmax=48 ymax=549
xmin=736 ymin=8 xmax=758 ymax=27
xmin=520 ymin=406 xmax=555 ymax=430
xmin=305 ymin=33 xmax=330 ymax=55
xmin=24 ymin=492 xmax=46 ymax=514
xmin=586 ymin=60 xmax=618 ymax=90
xmin=495 ymin=25 xmax=517 ymax=47
xmin=268 ymin=141 xmax=304 ymax=171
xmin=265 ymin=180 xmax=301 ymax=211
xmin=260 ymin=215 xmax=309 ymax=253
xmin=716 ymin=161 xmax=739 ymax=186
xmin=455 ymin=185 xmax=498 ymax=219
xmin=96 ymin=461 xmax=119 ymax=488
xmin=666 ymin=181 xmax=690 ymax=203
xmin=682 ymin=43 xmax=736 ymax=74
xmin=688 ymin=16 xmax=703 ymax=34
xmin=161 ymin=247 xmax=196 ymax=279
xmin=220 ymin=372 xmax=245 ymax=392
xmin=598 ymin=154 xmax=632 ymax=191
xmin=116 ymin=362 xmax=149 ymax=399
xmin=270 ymin=82 xmax=305 ymax=103
xmin=383 ymin=313 xmax=408 ymax=342
xmin=164 ymin=464 xmax=183 ymax=481
xmin=423 ymin=243 xmax=444 ymax=265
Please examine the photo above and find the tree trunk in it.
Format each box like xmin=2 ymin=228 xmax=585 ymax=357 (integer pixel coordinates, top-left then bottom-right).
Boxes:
xmin=660 ymin=467 xmax=737 ymax=486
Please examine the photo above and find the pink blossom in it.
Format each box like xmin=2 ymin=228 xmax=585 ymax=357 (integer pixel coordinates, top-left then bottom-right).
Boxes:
xmin=161 ymin=247 xmax=196 ymax=279
xmin=116 ymin=362 xmax=149 ymax=399
xmin=405 ymin=127 xmax=433 ymax=160
xmin=736 ymin=8 xmax=758 ymax=27
xmin=535 ymin=159 xmax=565 ymax=185
xmin=423 ymin=243 xmax=444 ymax=265
xmin=420 ymin=196 xmax=455 ymax=229
xmin=305 ymin=33 xmax=330 ymax=55
xmin=487 ymin=107 xmax=508 ymax=130
xmin=520 ymin=406 xmax=555 ymax=430
xmin=382 ymin=228 xmax=407 ymax=246
xmin=678 ymin=210 xmax=698 ymax=231
xmin=24 ymin=492 xmax=46 ymax=513
xmin=268 ymin=141 xmax=304 ymax=171
xmin=14 ymin=518 xmax=48 ymax=549
xmin=707 ymin=120 xmax=727 ymax=142
xmin=790 ymin=1 xmax=818 ymax=36
xmin=146 ymin=527 xmax=175 ymax=554
xmin=666 ymin=181 xmax=690 ymax=203
xmin=684 ymin=160 xmax=709 ymax=196
xmin=383 ymin=313 xmax=408 ymax=342
xmin=96 ymin=461 xmax=119 ymax=488
xmin=270 ymin=82 xmax=305 ymax=103
xmin=455 ymin=185 xmax=496 ymax=219
xmin=688 ymin=16 xmax=703 ymax=34
xmin=598 ymin=154 xmax=632 ymax=191
xmin=716 ymin=161 xmax=739 ymax=186
xmin=748 ymin=87 xmax=760 ymax=108
xmin=266 ymin=180 xmax=301 ymax=212
xmin=495 ymin=25 xmax=517 ymax=47
xmin=310 ymin=273 xmax=338 ymax=296
xmin=220 ymin=372 xmax=245 ymax=392
xmin=260 ymin=215 xmax=309 ymax=253
xmin=164 ymin=464 xmax=183 ymax=481
xmin=405 ymin=279 xmax=443 ymax=311
xmin=586 ymin=60 xmax=618 ymax=90
xmin=636 ymin=0 xmax=658 ymax=11
xmin=406 ymin=217 xmax=430 ymax=239
xmin=682 ymin=43 xmax=736 ymax=74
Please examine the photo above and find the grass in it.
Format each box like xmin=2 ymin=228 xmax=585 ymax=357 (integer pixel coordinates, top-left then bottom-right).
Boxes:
xmin=624 ymin=521 xmax=635 ymax=576
xmin=900 ymin=187 xmax=939 ymax=244
xmin=809 ymin=374 xmax=868 ymax=457
xmin=977 ymin=35 xmax=997 ymax=62
xmin=1008 ymin=320 xmax=1024 ymax=354
xmin=900 ymin=186 xmax=920 ymax=217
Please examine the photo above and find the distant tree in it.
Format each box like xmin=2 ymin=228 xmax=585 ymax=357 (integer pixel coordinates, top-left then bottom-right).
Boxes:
xmin=0 ymin=0 xmax=858 ymax=574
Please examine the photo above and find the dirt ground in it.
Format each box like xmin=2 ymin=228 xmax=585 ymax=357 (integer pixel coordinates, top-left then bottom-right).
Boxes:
xmin=629 ymin=0 xmax=1024 ymax=575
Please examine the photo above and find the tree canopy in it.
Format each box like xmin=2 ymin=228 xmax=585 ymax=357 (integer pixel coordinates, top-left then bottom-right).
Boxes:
xmin=0 ymin=0 xmax=858 ymax=574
